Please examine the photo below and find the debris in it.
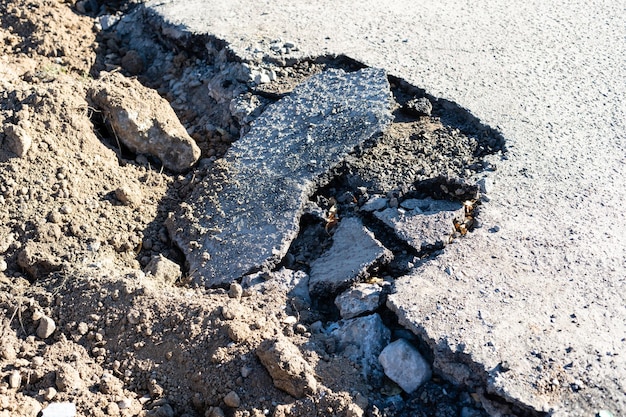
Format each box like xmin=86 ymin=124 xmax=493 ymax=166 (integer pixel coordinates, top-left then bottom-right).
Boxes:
xmin=330 ymin=313 xmax=390 ymax=383
xmin=114 ymin=184 xmax=142 ymax=207
xmin=87 ymin=71 xmax=200 ymax=172
xmin=374 ymin=199 xmax=465 ymax=252
xmin=256 ymin=338 xmax=317 ymax=398
xmin=168 ymin=68 xmax=393 ymax=287
xmin=8 ymin=370 xmax=21 ymax=388
xmin=379 ymin=338 xmax=432 ymax=393
xmin=309 ymin=217 xmax=392 ymax=296
xmin=361 ymin=195 xmax=388 ymax=212
xmin=404 ymin=97 xmax=433 ymax=117
xmin=335 ymin=283 xmax=384 ymax=319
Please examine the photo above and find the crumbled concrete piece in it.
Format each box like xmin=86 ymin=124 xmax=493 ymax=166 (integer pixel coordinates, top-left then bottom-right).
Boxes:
xmin=143 ymin=255 xmax=181 ymax=285
xmin=37 ymin=315 xmax=56 ymax=339
xmin=17 ymin=241 xmax=63 ymax=278
xmin=361 ymin=195 xmax=388 ymax=212
xmin=41 ymin=402 xmax=76 ymax=417
xmin=404 ymin=97 xmax=433 ymax=117
xmin=331 ymin=314 xmax=390 ymax=383
xmin=88 ymin=72 xmax=200 ymax=172
xmin=223 ymin=391 xmax=241 ymax=408
xmin=309 ymin=217 xmax=392 ymax=296
xmin=335 ymin=283 xmax=383 ymax=319
xmin=379 ymin=338 xmax=432 ymax=393
xmin=256 ymin=338 xmax=317 ymax=398
xmin=374 ymin=199 xmax=464 ymax=252
xmin=167 ymin=68 xmax=393 ymax=287
xmin=44 ymin=387 xmax=58 ymax=401
xmin=3 ymin=124 xmax=32 ymax=157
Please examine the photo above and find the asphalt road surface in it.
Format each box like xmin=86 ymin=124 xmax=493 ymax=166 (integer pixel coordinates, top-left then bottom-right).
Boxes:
xmin=144 ymin=1 xmax=626 ymax=415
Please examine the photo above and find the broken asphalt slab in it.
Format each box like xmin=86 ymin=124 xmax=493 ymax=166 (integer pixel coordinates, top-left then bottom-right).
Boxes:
xmin=167 ymin=68 xmax=392 ymax=287
xmin=143 ymin=1 xmax=626 ymax=415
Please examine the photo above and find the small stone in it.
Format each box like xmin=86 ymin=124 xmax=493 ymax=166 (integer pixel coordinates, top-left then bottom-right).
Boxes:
xmin=3 ymin=124 xmax=32 ymax=157
xmin=115 ymin=185 xmax=142 ymax=207
xmin=335 ymin=283 xmax=383 ymax=319
xmin=32 ymin=356 xmax=44 ymax=367
xmin=152 ymin=404 xmax=174 ymax=417
xmin=77 ymin=322 xmax=89 ymax=335
xmin=404 ymin=97 xmax=432 ymax=117
xmin=117 ymin=398 xmax=132 ymax=410
xmin=37 ymin=315 xmax=56 ymax=339
xmin=0 ymin=258 xmax=7 ymax=272
xmin=378 ymin=338 xmax=431 ymax=393
xmin=240 ymin=366 xmax=252 ymax=378
xmin=206 ymin=407 xmax=225 ymax=417
xmin=143 ymin=255 xmax=181 ymax=285
xmin=361 ymin=195 xmax=387 ymax=212
xmin=8 ymin=370 xmax=21 ymax=388
xmin=41 ymin=402 xmax=77 ymax=417
xmin=43 ymin=387 xmax=58 ymax=401
xmin=223 ymin=391 xmax=241 ymax=408
xmin=106 ymin=402 xmax=120 ymax=416
xmin=228 ymin=282 xmax=243 ymax=299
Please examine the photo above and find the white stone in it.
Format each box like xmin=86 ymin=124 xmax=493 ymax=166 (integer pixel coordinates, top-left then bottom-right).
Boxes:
xmin=379 ymin=338 xmax=431 ymax=393
xmin=37 ymin=316 xmax=56 ymax=339
xmin=41 ymin=402 xmax=76 ymax=417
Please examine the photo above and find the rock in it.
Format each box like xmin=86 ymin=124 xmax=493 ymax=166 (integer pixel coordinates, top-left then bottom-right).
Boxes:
xmin=374 ymin=199 xmax=464 ymax=252
xmin=17 ymin=242 xmax=62 ymax=278
xmin=223 ymin=391 xmax=241 ymax=408
xmin=167 ymin=68 xmax=393 ymax=287
xmin=3 ymin=124 xmax=32 ymax=157
xmin=115 ymin=184 xmax=142 ymax=207
xmin=346 ymin=403 xmax=365 ymax=417
xmin=404 ymin=97 xmax=432 ymax=117
xmin=378 ymin=338 xmax=431 ymax=393
xmin=152 ymin=404 xmax=174 ymax=417
xmin=309 ymin=217 xmax=392 ymax=296
xmin=335 ymin=283 xmax=384 ymax=319
xmin=120 ymin=50 xmax=144 ymax=75
xmin=37 ymin=315 xmax=56 ymax=339
xmin=41 ymin=402 xmax=77 ymax=417
xmin=99 ymin=373 xmax=123 ymax=395
xmin=361 ymin=195 xmax=387 ymax=212
xmin=256 ymin=338 xmax=317 ymax=398
xmin=44 ymin=387 xmax=58 ymax=401
xmin=88 ymin=72 xmax=200 ymax=172
xmin=0 ymin=257 xmax=6 ymax=272
xmin=206 ymin=407 xmax=225 ymax=417
xmin=228 ymin=282 xmax=243 ymax=299
xmin=8 ymin=370 xmax=21 ymax=388
xmin=143 ymin=255 xmax=181 ymax=285
xmin=56 ymin=364 xmax=83 ymax=392
xmin=330 ymin=314 xmax=390 ymax=383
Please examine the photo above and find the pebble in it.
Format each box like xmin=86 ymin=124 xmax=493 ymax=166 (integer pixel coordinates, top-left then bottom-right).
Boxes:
xmin=0 ymin=258 xmax=7 ymax=272
xmin=223 ymin=390 xmax=241 ymax=408
xmin=115 ymin=185 xmax=142 ymax=207
xmin=378 ymin=338 xmax=431 ymax=393
xmin=37 ymin=315 xmax=56 ymax=339
xmin=228 ymin=282 xmax=243 ymax=299
xmin=361 ymin=195 xmax=387 ymax=212
xmin=43 ymin=387 xmax=58 ymax=401
xmin=335 ymin=283 xmax=383 ymax=319
xmin=32 ymin=356 xmax=44 ymax=367
xmin=106 ymin=402 xmax=120 ymax=416
xmin=117 ymin=398 xmax=133 ymax=410
xmin=143 ymin=255 xmax=181 ymax=285
xmin=8 ymin=370 xmax=21 ymax=388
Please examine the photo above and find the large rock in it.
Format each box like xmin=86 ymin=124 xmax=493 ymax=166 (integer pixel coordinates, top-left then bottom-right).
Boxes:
xmin=88 ymin=72 xmax=200 ymax=172
xmin=379 ymin=338 xmax=431 ymax=393
xmin=309 ymin=217 xmax=392 ymax=296
xmin=168 ymin=68 xmax=393 ymax=287
xmin=374 ymin=198 xmax=464 ymax=252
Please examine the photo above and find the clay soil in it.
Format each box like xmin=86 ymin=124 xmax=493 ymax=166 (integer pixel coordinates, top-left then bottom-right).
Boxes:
xmin=0 ymin=1 xmax=490 ymax=416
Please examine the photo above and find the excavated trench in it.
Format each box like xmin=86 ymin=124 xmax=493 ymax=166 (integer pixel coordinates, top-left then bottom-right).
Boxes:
xmin=85 ymin=2 xmax=543 ymax=416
